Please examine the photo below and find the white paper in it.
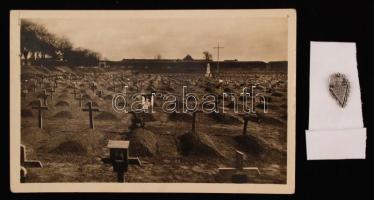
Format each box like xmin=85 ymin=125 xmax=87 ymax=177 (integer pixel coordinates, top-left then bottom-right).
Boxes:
xmin=306 ymin=41 xmax=366 ymax=160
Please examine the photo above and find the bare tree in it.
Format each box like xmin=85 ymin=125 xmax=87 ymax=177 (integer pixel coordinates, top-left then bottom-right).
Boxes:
xmin=203 ymin=51 xmax=212 ymax=61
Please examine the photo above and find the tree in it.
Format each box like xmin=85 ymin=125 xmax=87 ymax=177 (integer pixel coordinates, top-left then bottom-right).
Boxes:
xmin=20 ymin=19 xmax=100 ymax=67
xmin=203 ymin=51 xmax=212 ymax=61
xmin=55 ymin=37 xmax=73 ymax=60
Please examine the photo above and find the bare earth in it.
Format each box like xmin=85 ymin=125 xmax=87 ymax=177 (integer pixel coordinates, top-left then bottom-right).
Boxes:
xmin=21 ymin=65 xmax=287 ymax=183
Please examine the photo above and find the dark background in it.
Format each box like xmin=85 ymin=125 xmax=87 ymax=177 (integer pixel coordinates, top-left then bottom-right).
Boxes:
xmin=1 ymin=0 xmax=372 ymax=199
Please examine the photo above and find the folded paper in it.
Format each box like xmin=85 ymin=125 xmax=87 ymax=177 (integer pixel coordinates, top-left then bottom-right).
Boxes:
xmin=306 ymin=42 xmax=366 ymax=160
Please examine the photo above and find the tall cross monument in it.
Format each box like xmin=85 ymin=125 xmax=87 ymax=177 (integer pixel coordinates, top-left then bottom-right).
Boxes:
xmin=214 ymin=42 xmax=224 ymax=74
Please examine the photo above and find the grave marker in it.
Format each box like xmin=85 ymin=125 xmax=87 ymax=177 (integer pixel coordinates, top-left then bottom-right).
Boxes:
xmin=82 ymin=101 xmax=100 ymax=129
xmin=129 ymin=111 xmax=144 ymax=130
xmin=71 ymin=88 xmax=78 ymax=98
xmin=48 ymin=88 xmax=56 ymax=102
xmin=191 ymin=110 xmax=202 ymax=133
xmin=96 ymin=90 xmax=104 ymax=98
xmin=242 ymin=114 xmax=250 ymax=135
xmin=77 ymin=93 xmax=83 ymax=108
xmin=101 ymin=140 xmax=141 ymax=182
xmin=20 ymin=144 xmax=43 ymax=183
xmin=41 ymin=90 xmax=50 ymax=106
xmin=32 ymin=82 xmax=37 ymax=92
xmin=32 ymin=99 xmax=48 ymax=128
xmin=218 ymin=150 xmax=260 ymax=183
xmin=22 ymin=89 xmax=28 ymax=98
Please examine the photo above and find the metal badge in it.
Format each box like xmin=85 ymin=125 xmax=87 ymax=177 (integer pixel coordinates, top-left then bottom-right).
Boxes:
xmin=329 ymin=73 xmax=350 ymax=107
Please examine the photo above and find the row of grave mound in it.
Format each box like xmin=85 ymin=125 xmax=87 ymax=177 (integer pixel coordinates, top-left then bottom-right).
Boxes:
xmin=125 ymin=125 xmax=285 ymax=164
xmin=23 ymin=129 xmax=105 ymax=156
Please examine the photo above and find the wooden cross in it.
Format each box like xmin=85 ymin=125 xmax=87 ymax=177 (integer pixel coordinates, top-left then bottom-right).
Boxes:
xmin=101 ymin=140 xmax=141 ymax=182
xmin=42 ymin=90 xmax=50 ymax=106
xmin=71 ymin=88 xmax=78 ymax=99
xmin=22 ymin=89 xmax=28 ymax=98
xmin=129 ymin=111 xmax=144 ymax=131
xmin=39 ymin=79 xmax=43 ymax=89
xmin=96 ymin=90 xmax=103 ymax=98
xmin=218 ymin=150 xmax=260 ymax=183
xmin=91 ymin=83 xmax=96 ymax=93
xmin=242 ymin=114 xmax=250 ymax=135
xmin=120 ymin=82 xmax=126 ymax=91
xmin=20 ymin=144 xmax=43 ymax=182
xmin=31 ymin=99 xmax=48 ymax=128
xmin=112 ymin=80 xmax=116 ymax=92
xmin=213 ymin=42 xmax=224 ymax=74
xmin=77 ymin=93 xmax=83 ymax=108
xmin=191 ymin=110 xmax=202 ymax=133
xmin=48 ymin=88 xmax=56 ymax=102
xmin=32 ymin=82 xmax=37 ymax=92
xmin=82 ymin=101 xmax=100 ymax=129
xmin=52 ymin=81 xmax=57 ymax=90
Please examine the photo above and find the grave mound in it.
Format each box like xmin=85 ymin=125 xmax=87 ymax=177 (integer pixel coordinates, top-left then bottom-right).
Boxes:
xmin=271 ymin=91 xmax=283 ymax=97
xmin=53 ymin=111 xmax=73 ymax=119
xmin=223 ymin=87 xmax=234 ymax=93
xmin=280 ymin=103 xmax=287 ymax=109
xmin=225 ymin=101 xmax=236 ymax=109
xmin=51 ymin=140 xmax=87 ymax=155
xmin=58 ymin=94 xmax=69 ymax=99
xmin=103 ymin=94 xmax=113 ymax=100
xmin=21 ymin=109 xmax=34 ymax=118
xmin=61 ymin=89 xmax=69 ymax=93
xmin=36 ymin=94 xmax=45 ymax=98
xmin=234 ymin=134 xmax=286 ymax=163
xmin=28 ymin=100 xmax=41 ymax=107
xmin=94 ymin=111 xmax=119 ymax=121
xmin=55 ymin=101 xmax=70 ymax=107
xmin=255 ymin=102 xmax=273 ymax=110
xmin=160 ymin=86 xmax=174 ymax=92
xmin=106 ymin=86 xmax=115 ymax=91
xmin=208 ymin=112 xmax=241 ymax=124
xmin=234 ymin=135 xmax=265 ymax=156
xmin=137 ymin=113 xmax=156 ymax=122
xmin=178 ymin=131 xmax=224 ymax=158
xmin=260 ymin=115 xmax=285 ymax=126
xmin=82 ymin=94 xmax=91 ymax=100
xmin=168 ymin=112 xmax=192 ymax=122
xmin=128 ymin=129 xmax=159 ymax=156
xmin=21 ymin=127 xmax=50 ymax=147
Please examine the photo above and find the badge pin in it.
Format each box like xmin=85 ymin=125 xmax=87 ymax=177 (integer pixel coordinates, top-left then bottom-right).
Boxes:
xmin=329 ymin=73 xmax=350 ymax=108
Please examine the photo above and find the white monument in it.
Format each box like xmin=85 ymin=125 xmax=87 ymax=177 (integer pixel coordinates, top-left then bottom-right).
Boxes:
xmin=205 ymin=63 xmax=212 ymax=77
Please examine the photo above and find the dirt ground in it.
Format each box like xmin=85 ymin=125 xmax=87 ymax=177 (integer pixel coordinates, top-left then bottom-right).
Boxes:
xmin=21 ymin=65 xmax=287 ymax=183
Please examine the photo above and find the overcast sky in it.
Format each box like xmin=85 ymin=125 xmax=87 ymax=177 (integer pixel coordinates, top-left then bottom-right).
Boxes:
xmin=31 ymin=15 xmax=288 ymax=62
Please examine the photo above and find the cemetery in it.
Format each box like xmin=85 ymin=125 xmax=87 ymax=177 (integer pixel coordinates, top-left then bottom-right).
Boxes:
xmin=19 ymin=19 xmax=288 ymax=184
xmin=20 ymin=64 xmax=288 ymax=184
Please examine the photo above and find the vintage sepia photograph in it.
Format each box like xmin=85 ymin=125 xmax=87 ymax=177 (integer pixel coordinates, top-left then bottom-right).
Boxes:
xmin=10 ymin=10 xmax=296 ymax=193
